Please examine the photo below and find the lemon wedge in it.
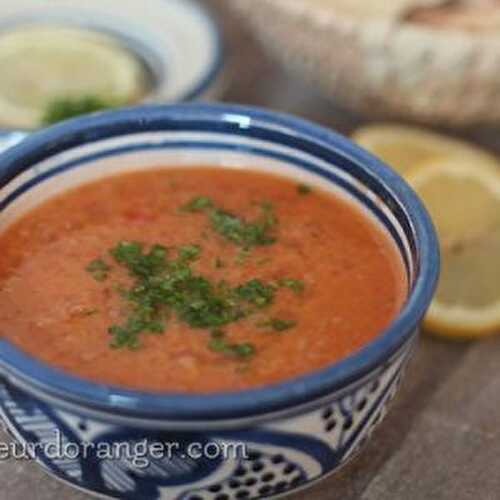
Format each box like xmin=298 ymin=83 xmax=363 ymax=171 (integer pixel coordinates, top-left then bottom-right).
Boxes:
xmin=352 ymin=123 xmax=499 ymax=175
xmin=406 ymin=158 xmax=500 ymax=338
xmin=0 ymin=26 xmax=148 ymax=129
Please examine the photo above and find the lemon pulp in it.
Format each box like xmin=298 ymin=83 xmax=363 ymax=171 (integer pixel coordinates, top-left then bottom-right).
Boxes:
xmin=0 ymin=25 xmax=148 ymax=128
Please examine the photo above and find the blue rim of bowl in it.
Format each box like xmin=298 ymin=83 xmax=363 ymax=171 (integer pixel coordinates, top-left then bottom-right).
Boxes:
xmin=0 ymin=103 xmax=440 ymax=422
xmin=0 ymin=130 xmax=27 ymax=153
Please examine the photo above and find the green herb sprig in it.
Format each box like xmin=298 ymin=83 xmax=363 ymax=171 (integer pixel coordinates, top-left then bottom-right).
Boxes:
xmin=181 ymin=196 xmax=277 ymax=249
xmin=86 ymin=197 xmax=305 ymax=359
xmin=208 ymin=329 xmax=255 ymax=359
xmin=99 ymin=241 xmax=285 ymax=353
xmin=258 ymin=318 xmax=297 ymax=332
xmin=278 ymin=278 xmax=305 ymax=294
xmin=297 ymin=184 xmax=312 ymax=195
xmin=42 ymin=95 xmax=121 ymax=126
xmin=86 ymin=258 xmax=111 ymax=282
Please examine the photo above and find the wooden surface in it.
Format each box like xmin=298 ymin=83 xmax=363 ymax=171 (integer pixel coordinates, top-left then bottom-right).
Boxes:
xmin=1 ymin=1 xmax=500 ymax=499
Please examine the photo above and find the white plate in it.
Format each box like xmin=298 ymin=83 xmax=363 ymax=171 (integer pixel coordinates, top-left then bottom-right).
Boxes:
xmin=0 ymin=0 xmax=223 ymax=110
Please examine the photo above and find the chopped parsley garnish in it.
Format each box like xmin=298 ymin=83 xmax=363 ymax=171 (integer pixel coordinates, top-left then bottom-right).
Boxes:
xmin=208 ymin=330 xmax=255 ymax=359
xmin=80 ymin=308 xmax=99 ymax=316
xmin=180 ymin=196 xmax=214 ymax=212
xmin=297 ymin=184 xmax=312 ymax=195
xmin=211 ymin=328 xmax=225 ymax=339
xmin=86 ymin=258 xmax=111 ymax=282
xmin=94 ymin=242 xmax=289 ymax=352
xmin=236 ymin=279 xmax=275 ymax=308
xmin=210 ymin=207 xmax=276 ymax=247
xmin=278 ymin=278 xmax=305 ymax=294
xmin=259 ymin=318 xmax=297 ymax=332
xmin=178 ymin=244 xmax=201 ymax=261
xmin=181 ymin=196 xmax=277 ymax=249
xmin=256 ymin=257 xmax=272 ymax=266
xmin=110 ymin=242 xmax=168 ymax=279
xmin=173 ymin=278 xmax=245 ymax=329
xmin=86 ymin=196 xmax=304 ymax=357
xmin=42 ymin=95 xmax=120 ymax=125
xmin=109 ymin=315 xmax=163 ymax=350
xmin=235 ymin=248 xmax=250 ymax=265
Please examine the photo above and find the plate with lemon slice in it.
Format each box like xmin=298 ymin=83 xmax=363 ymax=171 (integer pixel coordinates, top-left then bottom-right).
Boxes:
xmin=0 ymin=0 xmax=223 ymax=130
xmin=354 ymin=123 xmax=500 ymax=339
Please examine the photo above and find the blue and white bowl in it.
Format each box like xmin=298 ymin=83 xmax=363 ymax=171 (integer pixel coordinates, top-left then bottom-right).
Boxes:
xmin=0 ymin=104 xmax=439 ymax=499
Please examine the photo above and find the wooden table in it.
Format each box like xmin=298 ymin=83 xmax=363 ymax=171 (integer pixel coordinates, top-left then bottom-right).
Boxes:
xmin=1 ymin=2 xmax=499 ymax=499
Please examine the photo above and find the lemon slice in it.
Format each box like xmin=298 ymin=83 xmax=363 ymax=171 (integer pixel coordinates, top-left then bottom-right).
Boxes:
xmin=352 ymin=123 xmax=499 ymax=175
xmin=406 ymin=158 xmax=500 ymax=338
xmin=0 ymin=26 xmax=148 ymax=129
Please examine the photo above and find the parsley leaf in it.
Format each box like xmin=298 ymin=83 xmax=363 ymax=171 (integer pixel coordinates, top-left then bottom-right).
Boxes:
xmin=210 ymin=201 xmax=277 ymax=249
xmin=86 ymin=258 xmax=111 ymax=281
xmin=42 ymin=95 xmax=120 ymax=125
xmin=278 ymin=278 xmax=305 ymax=294
xmin=180 ymin=196 xmax=214 ymax=212
xmin=297 ymin=184 xmax=312 ymax=195
xmin=181 ymin=197 xmax=277 ymax=248
xmin=178 ymin=244 xmax=201 ymax=262
xmin=259 ymin=318 xmax=297 ymax=332
xmin=236 ymin=279 xmax=275 ymax=308
xmin=208 ymin=330 xmax=256 ymax=359
xmin=110 ymin=241 xmax=167 ymax=278
xmin=109 ymin=314 xmax=164 ymax=350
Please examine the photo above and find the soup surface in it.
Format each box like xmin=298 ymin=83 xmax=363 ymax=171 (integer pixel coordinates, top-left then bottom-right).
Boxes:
xmin=0 ymin=168 xmax=407 ymax=392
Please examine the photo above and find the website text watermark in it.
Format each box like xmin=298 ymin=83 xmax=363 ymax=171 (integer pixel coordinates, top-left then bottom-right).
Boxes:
xmin=0 ymin=431 xmax=248 ymax=468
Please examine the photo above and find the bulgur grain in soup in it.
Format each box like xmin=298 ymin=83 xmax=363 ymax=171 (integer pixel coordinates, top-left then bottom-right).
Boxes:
xmin=0 ymin=168 xmax=407 ymax=392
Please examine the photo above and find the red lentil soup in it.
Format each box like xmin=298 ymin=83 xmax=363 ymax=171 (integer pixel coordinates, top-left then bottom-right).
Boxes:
xmin=0 ymin=168 xmax=407 ymax=392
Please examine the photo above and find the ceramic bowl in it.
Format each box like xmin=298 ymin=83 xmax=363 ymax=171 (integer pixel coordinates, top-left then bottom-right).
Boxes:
xmin=0 ymin=103 xmax=439 ymax=499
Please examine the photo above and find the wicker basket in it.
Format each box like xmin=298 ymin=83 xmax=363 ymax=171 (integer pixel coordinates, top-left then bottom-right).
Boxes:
xmin=230 ymin=0 xmax=500 ymax=126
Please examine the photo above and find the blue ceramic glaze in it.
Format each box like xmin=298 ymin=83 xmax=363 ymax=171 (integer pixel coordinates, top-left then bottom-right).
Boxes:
xmin=0 ymin=103 xmax=439 ymax=499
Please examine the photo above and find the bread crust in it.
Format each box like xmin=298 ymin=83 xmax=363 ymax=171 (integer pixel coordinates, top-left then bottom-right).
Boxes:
xmin=232 ymin=0 xmax=500 ymax=126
